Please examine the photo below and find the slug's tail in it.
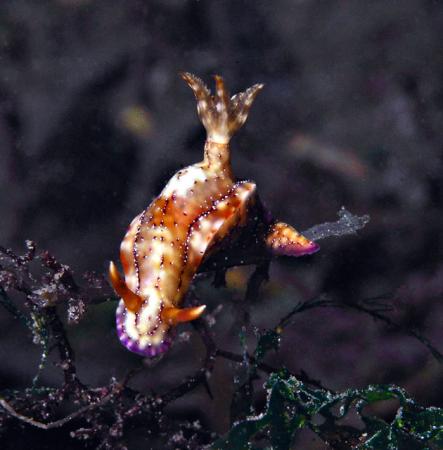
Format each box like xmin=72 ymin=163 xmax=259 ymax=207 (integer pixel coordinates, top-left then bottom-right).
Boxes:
xmin=181 ymin=72 xmax=263 ymax=144
xmin=266 ymin=222 xmax=320 ymax=257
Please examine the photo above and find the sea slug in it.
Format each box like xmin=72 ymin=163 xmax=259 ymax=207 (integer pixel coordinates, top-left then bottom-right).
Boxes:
xmin=109 ymin=73 xmax=319 ymax=357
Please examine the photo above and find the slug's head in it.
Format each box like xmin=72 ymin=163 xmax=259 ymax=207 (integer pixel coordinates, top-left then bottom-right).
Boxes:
xmin=115 ymin=299 xmax=173 ymax=357
xmin=110 ymin=262 xmax=206 ymax=357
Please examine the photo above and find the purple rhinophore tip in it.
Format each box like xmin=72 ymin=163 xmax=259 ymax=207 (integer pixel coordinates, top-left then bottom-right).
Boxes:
xmin=115 ymin=303 xmax=174 ymax=358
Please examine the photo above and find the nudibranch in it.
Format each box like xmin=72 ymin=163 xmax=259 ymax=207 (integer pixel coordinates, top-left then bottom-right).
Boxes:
xmin=109 ymin=73 xmax=319 ymax=357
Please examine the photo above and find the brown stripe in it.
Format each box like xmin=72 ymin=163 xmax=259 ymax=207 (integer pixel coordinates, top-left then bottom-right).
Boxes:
xmin=175 ymin=183 xmax=243 ymax=299
xmin=133 ymin=208 xmax=147 ymax=294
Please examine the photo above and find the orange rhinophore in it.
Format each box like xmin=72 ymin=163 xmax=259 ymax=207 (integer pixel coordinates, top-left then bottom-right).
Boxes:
xmin=110 ymin=73 xmax=318 ymax=357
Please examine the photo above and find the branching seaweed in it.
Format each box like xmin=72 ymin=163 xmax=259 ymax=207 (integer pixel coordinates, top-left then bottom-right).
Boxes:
xmin=0 ymin=209 xmax=442 ymax=449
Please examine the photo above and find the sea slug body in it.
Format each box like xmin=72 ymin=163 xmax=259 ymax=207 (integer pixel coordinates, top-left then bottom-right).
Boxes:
xmin=109 ymin=73 xmax=319 ymax=357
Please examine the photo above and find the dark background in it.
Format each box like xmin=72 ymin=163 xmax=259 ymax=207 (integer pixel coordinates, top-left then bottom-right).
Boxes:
xmin=0 ymin=1 xmax=442 ymax=448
